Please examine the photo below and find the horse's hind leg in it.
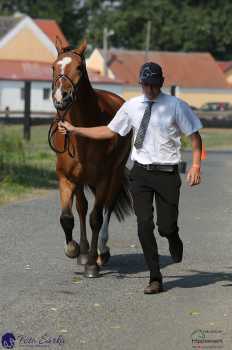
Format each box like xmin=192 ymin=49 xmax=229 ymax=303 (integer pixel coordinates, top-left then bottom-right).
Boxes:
xmin=76 ymin=187 xmax=89 ymax=265
xmin=85 ymin=202 xmax=104 ymax=278
xmin=97 ymin=209 xmax=111 ymax=266
xmin=59 ymin=176 xmax=80 ymax=259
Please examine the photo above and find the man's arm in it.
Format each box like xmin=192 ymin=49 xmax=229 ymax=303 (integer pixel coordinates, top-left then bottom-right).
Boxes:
xmin=58 ymin=121 xmax=116 ymax=140
xmin=186 ymin=131 xmax=202 ymax=186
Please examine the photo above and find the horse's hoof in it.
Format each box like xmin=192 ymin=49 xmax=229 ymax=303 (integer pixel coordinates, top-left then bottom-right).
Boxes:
xmin=77 ymin=254 xmax=89 ymax=266
xmin=84 ymin=264 xmax=100 ymax=278
xmin=64 ymin=240 xmax=80 ymax=259
xmin=97 ymin=249 xmax=111 ymax=266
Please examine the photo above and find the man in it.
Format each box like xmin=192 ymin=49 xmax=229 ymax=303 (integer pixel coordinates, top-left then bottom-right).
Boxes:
xmin=58 ymin=62 xmax=202 ymax=294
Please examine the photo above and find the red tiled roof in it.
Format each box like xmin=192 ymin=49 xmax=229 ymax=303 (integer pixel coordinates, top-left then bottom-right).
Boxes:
xmin=0 ymin=59 xmax=122 ymax=84
xmin=35 ymin=19 xmax=69 ymax=47
xmin=102 ymin=49 xmax=229 ymax=89
xmin=218 ymin=60 xmax=232 ymax=72
xmin=0 ymin=60 xmax=52 ymax=81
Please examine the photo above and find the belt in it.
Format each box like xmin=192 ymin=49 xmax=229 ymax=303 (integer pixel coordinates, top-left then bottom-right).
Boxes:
xmin=134 ymin=161 xmax=178 ymax=172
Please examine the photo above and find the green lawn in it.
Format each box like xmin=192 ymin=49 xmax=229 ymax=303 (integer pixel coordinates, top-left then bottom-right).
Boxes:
xmin=0 ymin=124 xmax=57 ymax=205
xmin=201 ymin=128 xmax=232 ymax=149
xmin=182 ymin=128 xmax=232 ymax=150
xmin=0 ymin=125 xmax=232 ymax=205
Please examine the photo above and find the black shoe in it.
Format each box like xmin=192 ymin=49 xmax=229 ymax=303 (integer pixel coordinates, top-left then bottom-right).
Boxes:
xmin=144 ymin=280 xmax=163 ymax=294
xmin=168 ymin=234 xmax=183 ymax=263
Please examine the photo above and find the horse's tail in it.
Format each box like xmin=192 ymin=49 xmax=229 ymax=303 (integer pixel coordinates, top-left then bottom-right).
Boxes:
xmin=111 ymin=168 xmax=134 ymax=221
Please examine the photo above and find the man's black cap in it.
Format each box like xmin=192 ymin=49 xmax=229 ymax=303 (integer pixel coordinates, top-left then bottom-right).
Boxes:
xmin=139 ymin=62 xmax=164 ymax=85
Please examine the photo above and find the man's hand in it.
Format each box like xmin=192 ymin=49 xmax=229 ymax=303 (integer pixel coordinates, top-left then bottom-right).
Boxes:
xmin=58 ymin=121 xmax=75 ymax=135
xmin=186 ymin=165 xmax=201 ymax=186
xmin=58 ymin=122 xmax=116 ymax=140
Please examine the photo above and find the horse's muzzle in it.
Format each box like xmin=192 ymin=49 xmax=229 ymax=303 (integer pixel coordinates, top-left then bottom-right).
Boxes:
xmin=53 ymin=94 xmax=73 ymax=111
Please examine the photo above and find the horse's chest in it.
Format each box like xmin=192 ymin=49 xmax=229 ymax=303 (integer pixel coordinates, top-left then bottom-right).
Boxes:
xmin=57 ymin=139 xmax=114 ymax=185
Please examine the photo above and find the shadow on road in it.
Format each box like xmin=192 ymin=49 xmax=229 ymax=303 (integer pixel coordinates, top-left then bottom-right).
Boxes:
xmin=164 ymin=269 xmax=232 ymax=290
xmin=75 ymin=254 xmax=232 ymax=289
xmin=100 ymin=253 xmax=173 ymax=278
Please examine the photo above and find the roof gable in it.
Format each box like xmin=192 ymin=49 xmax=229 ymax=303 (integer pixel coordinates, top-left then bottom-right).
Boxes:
xmin=35 ymin=19 xmax=69 ymax=47
xmin=218 ymin=60 xmax=232 ymax=73
xmin=0 ymin=16 xmax=58 ymax=58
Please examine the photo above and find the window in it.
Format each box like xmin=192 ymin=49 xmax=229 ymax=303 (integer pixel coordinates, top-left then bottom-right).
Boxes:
xmin=20 ymin=87 xmax=25 ymax=100
xmin=43 ymin=88 xmax=50 ymax=100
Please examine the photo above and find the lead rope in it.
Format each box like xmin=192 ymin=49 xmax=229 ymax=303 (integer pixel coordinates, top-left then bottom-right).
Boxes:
xmin=48 ymin=108 xmax=75 ymax=158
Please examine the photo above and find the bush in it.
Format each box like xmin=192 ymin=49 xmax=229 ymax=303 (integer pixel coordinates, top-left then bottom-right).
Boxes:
xmin=0 ymin=130 xmax=25 ymax=166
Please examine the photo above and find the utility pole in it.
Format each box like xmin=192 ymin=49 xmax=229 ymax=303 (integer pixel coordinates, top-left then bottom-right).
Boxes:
xmin=145 ymin=20 xmax=151 ymax=62
xmin=23 ymin=81 xmax=31 ymax=141
xmin=103 ymin=27 xmax=108 ymax=77
xmin=170 ymin=85 xmax=176 ymax=96
xmin=103 ymin=27 xmax=114 ymax=77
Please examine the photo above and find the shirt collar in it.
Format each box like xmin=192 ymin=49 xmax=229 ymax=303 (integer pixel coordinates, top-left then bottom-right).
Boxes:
xmin=141 ymin=91 xmax=163 ymax=103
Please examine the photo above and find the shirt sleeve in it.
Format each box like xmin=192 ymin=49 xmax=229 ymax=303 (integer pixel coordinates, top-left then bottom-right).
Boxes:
xmin=107 ymin=102 xmax=132 ymax=136
xmin=175 ymin=99 xmax=203 ymax=136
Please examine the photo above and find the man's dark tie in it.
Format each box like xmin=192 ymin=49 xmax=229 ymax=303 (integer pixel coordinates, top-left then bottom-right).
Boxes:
xmin=134 ymin=101 xmax=154 ymax=149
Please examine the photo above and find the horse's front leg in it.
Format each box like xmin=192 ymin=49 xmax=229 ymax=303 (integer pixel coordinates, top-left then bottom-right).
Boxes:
xmin=85 ymin=202 xmax=104 ymax=278
xmin=59 ymin=176 xmax=80 ymax=259
xmin=76 ymin=186 xmax=89 ymax=265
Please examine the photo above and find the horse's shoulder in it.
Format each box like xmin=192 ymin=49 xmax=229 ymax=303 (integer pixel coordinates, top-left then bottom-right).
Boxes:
xmin=94 ymin=89 xmax=125 ymax=108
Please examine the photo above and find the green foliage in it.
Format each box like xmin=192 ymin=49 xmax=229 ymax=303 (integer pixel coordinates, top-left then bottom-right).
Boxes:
xmin=1 ymin=0 xmax=232 ymax=58
xmin=181 ymin=136 xmax=189 ymax=150
xmin=0 ymin=125 xmax=56 ymax=204
xmin=0 ymin=129 xmax=25 ymax=166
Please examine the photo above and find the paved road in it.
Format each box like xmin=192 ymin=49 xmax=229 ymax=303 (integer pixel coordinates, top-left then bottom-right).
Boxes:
xmin=1 ymin=151 xmax=232 ymax=350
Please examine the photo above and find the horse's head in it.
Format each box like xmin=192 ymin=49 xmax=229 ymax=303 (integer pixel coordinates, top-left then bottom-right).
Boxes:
xmin=52 ymin=38 xmax=87 ymax=111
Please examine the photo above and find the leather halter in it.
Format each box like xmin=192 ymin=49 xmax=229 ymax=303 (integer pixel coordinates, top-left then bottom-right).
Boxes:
xmin=48 ymin=51 xmax=85 ymax=158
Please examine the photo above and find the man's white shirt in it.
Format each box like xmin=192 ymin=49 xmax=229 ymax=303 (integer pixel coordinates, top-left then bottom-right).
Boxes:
xmin=107 ymin=92 xmax=203 ymax=165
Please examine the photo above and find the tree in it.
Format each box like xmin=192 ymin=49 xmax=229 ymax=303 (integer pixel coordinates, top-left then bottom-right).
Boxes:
xmin=1 ymin=0 xmax=232 ymax=59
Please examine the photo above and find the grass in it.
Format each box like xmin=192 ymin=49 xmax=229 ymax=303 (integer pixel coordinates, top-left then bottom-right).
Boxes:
xmin=200 ymin=128 xmax=232 ymax=150
xmin=182 ymin=128 xmax=232 ymax=150
xmin=1 ymin=125 xmax=232 ymax=206
xmin=0 ymin=125 xmax=57 ymax=205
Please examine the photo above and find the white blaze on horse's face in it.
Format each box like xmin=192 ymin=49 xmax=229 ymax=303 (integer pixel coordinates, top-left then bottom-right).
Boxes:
xmin=57 ymin=56 xmax=72 ymax=75
xmin=54 ymin=85 xmax=62 ymax=102
xmin=54 ymin=57 xmax=72 ymax=103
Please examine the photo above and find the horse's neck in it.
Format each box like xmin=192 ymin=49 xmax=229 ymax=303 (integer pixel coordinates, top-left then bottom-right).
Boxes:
xmin=69 ymin=73 xmax=100 ymax=127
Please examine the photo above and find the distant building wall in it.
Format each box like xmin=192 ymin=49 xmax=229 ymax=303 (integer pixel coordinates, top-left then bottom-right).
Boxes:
xmin=225 ymin=69 xmax=232 ymax=85
xmin=87 ymin=49 xmax=105 ymax=75
xmin=178 ymin=88 xmax=232 ymax=108
xmin=118 ymin=85 xmax=232 ymax=108
xmin=121 ymin=85 xmax=170 ymax=100
xmin=0 ymin=27 xmax=55 ymax=62
xmin=0 ymin=80 xmax=54 ymax=112
xmin=86 ymin=49 xmax=114 ymax=79
xmin=92 ymin=83 xmax=123 ymax=97
xmin=0 ymin=80 xmax=124 ymax=113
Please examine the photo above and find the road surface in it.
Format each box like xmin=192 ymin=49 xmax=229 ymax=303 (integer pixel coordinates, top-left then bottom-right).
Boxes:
xmin=0 ymin=151 xmax=232 ymax=350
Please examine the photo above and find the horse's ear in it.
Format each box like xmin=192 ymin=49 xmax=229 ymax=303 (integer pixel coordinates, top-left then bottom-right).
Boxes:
xmin=74 ymin=40 xmax=87 ymax=57
xmin=55 ymin=36 xmax=64 ymax=55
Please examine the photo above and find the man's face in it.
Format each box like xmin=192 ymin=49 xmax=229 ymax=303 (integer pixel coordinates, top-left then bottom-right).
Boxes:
xmin=141 ymin=83 xmax=160 ymax=100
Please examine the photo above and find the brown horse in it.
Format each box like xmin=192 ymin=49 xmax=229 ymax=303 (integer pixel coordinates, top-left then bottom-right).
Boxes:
xmin=49 ymin=39 xmax=133 ymax=277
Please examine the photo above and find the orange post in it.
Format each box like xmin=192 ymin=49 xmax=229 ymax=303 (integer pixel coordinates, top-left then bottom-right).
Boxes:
xmin=201 ymin=143 xmax=207 ymax=160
